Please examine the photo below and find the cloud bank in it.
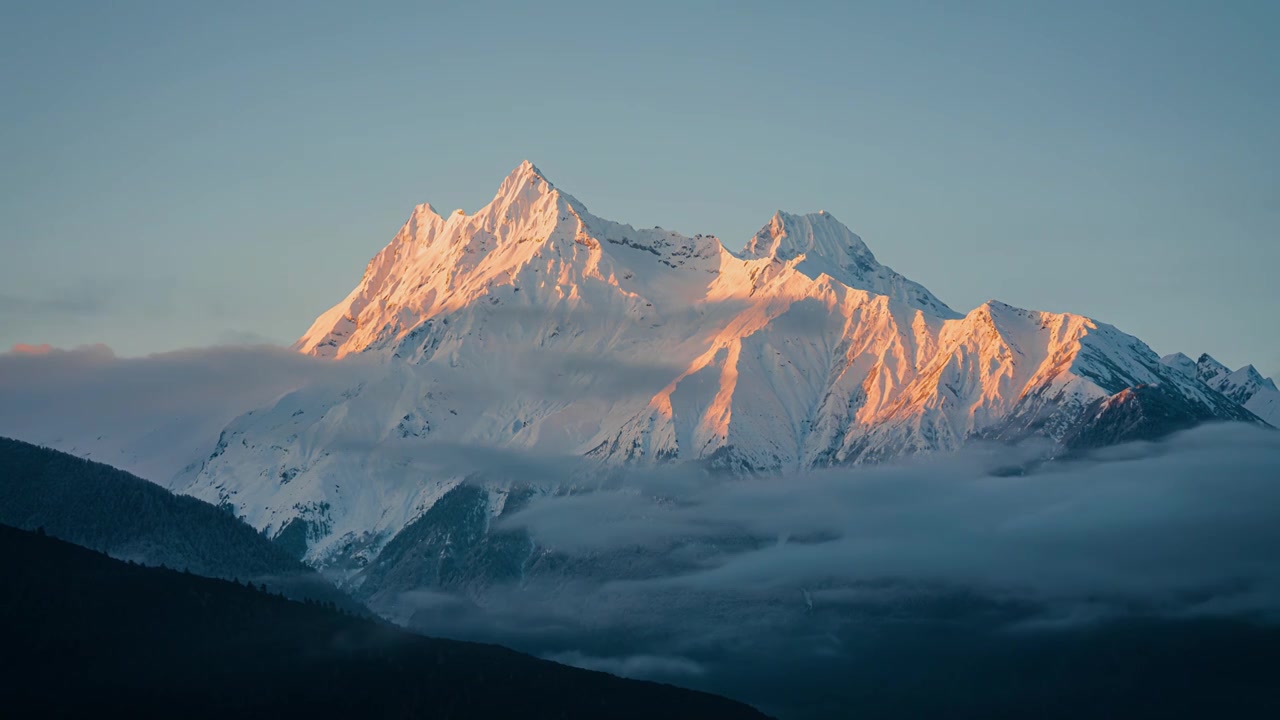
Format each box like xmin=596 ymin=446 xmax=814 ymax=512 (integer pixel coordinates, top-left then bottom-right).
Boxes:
xmin=492 ymin=424 xmax=1280 ymax=617
xmin=0 ymin=343 xmax=364 ymax=483
xmin=370 ymin=424 xmax=1280 ymax=717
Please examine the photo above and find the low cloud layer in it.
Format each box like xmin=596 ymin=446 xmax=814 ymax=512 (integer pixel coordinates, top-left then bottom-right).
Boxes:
xmin=372 ymin=424 xmax=1280 ymax=716
xmin=0 ymin=343 xmax=364 ymax=483
xmin=7 ymin=341 xmax=1275 ymax=620
xmin=0 ymin=339 xmax=688 ymax=486
xmin=492 ymin=424 xmax=1280 ymax=617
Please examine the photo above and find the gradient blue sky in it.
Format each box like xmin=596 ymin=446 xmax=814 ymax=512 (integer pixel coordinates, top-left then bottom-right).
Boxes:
xmin=2 ymin=1 xmax=1276 ymax=374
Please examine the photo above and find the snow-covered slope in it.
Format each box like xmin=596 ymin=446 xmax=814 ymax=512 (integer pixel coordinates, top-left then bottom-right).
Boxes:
xmin=173 ymin=162 xmax=1271 ymax=566
xmin=1161 ymin=352 xmax=1280 ymax=427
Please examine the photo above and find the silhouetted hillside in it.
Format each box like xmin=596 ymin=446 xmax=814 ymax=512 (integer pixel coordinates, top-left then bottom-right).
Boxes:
xmin=0 ymin=523 xmax=769 ymax=719
xmin=0 ymin=436 xmax=347 ymax=606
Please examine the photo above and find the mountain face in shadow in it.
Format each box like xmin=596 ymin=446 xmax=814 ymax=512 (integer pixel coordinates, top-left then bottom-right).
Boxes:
xmin=0 ymin=523 xmax=769 ymax=719
xmin=0 ymin=436 xmax=348 ymax=607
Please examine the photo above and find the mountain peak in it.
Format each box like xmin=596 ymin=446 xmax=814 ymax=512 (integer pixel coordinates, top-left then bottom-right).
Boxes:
xmin=410 ymin=202 xmax=443 ymax=220
xmin=1196 ymin=353 xmax=1230 ymax=383
xmin=1160 ymin=352 xmax=1197 ymax=379
xmin=742 ymin=209 xmax=957 ymax=317
xmin=298 ymin=164 xmax=975 ymax=361
xmin=1229 ymin=364 xmax=1278 ymax=393
xmin=756 ymin=209 xmax=864 ymax=252
xmin=746 ymin=210 xmax=874 ymax=272
xmin=510 ymin=159 xmax=549 ymax=182
xmin=492 ymin=160 xmax=557 ymax=205
xmin=1155 ymin=353 xmax=1280 ymax=424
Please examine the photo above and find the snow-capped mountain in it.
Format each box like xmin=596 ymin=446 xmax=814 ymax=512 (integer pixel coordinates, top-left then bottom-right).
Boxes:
xmin=173 ymin=162 xmax=1270 ymax=566
xmin=1161 ymin=352 xmax=1280 ymax=427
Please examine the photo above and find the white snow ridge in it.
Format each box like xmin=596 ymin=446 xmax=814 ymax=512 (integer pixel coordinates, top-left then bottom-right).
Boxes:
xmin=172 ymin=162 xmax=1275 ymax=566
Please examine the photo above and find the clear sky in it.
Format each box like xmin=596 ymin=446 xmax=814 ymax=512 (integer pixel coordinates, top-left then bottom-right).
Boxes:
xmin=2 ymin=0 xmax=1276 ymax=375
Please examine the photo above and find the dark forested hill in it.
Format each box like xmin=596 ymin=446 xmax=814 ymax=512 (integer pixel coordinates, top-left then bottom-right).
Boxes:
xmin=0 ymin=523 xmax=769 ymax=719
xmin=0 ymin=436 xmax=346 ymax=606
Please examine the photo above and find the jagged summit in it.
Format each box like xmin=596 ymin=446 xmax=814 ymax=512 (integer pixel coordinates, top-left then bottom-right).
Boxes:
xmin=295 ymin=163 xmax=952 ymax=358
xmin=492 ymin=159 xmax=556 ymax=202
xmin=1243 ymin=365 xmax=1278 ymax=392
xmin=743 ymin=210 xmax=873 ymax=261
xmin=512 ymin=158 xmax=546 ymax=178
xmin=294 ymin=162 xmax=586 ymax=358
xmin=1196 ymin=353 xmax=1231 ymax=383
